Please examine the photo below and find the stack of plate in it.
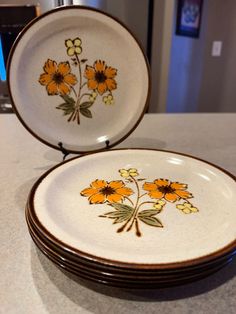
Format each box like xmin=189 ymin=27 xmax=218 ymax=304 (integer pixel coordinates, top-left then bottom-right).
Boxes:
xmin=25 ymin=149 xmax=236 ymax=289
xmin=7 ymin=6 xmax=236 ymax=288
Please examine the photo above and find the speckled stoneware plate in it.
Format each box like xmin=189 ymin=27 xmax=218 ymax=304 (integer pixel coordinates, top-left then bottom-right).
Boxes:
xmin=27 ymin=227 xmax=232 ymax=288
xmin=27 ymin=149 xmax=236 ymax=270
xmin=7 ymin=6 xmax=150 ymax=153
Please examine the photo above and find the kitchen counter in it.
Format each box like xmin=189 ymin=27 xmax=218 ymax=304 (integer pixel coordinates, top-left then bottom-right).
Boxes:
xmin=0 ymin=113 xmax=236 ymax=314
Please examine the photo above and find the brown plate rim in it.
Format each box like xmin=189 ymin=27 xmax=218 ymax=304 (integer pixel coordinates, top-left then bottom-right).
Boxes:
xmin=28 ymin=216 xmax=231 ymax=288
xmin=26 ymin=200 xmax=236 ymax=274
xmin=26 ymin=208 xmax=233 ymax=279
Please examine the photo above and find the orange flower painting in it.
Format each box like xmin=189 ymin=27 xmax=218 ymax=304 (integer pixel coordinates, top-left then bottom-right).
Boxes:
xmin=143 ymin=179 xmax=193 ymax=203
xmin=39 ymin=59 xmax=77 ymax=95
xmin=80 ymin=180 xmax=133 ymax=204
xmin=80 ymin=169 xmax=199 ymax=237
xmin=38 ymin=37 xmax=117 ymax=124
xmin=84 ymin=60 xmax=117 ymax=95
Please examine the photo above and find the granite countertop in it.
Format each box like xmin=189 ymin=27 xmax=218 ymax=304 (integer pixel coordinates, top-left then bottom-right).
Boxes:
xmin=0 ymin=113 xmax=235 ymax=314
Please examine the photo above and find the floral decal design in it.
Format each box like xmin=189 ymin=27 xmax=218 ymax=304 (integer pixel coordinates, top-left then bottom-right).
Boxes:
xmin=39 ymin=37 xmax=117 ymax=124
xmin=80 ymin=169 xmax=199 ymax=237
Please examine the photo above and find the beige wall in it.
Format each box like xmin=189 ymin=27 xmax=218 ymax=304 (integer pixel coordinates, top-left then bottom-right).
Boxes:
xmin=149 ymin=0 xmax=175 ymax=113
xmin=166 ymin=0 xmax=236 ymax=112
xmin=198 ymin=0 xmax=236 ymax=112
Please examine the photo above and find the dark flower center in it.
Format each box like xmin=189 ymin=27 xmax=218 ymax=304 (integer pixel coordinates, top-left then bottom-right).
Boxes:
xmin=158 ymin=185 xmax=175 ymax=194
xmin=100 ymin=186 xmax=116 ymax=196
xmin=95 ymin=71 xmax=107 ymax=83
xmin=53 ymin=72 xmax=64 ymax=84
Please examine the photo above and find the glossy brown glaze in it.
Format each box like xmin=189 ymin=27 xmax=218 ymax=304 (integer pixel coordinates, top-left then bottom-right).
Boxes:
xmin=27 ymin=209 xmax=232 ymax=288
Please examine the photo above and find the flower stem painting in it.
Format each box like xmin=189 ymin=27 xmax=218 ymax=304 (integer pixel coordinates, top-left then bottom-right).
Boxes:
xmin=38 ymin=37 xmax=117 ymax=124
xmin=80 ymin=169 xmax=199 ymax=237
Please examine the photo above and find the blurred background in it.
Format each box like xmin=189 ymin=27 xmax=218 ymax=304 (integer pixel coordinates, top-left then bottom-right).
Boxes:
xmin=0 ymin=0 xmax=235 ymax=113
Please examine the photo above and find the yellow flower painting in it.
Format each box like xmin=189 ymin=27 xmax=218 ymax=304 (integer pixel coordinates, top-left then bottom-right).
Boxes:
xmin=80 ymin=169 xmax=199 ymax=237
xmin=65 ymin=38 xmax=82 ymax=56
xmin=38 ymin=37 xmax=118 ymax=124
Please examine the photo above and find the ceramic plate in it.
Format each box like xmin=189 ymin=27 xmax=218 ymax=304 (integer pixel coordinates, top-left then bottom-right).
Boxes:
xmin=27 ymin=149 xmax=236 ymax=269
xmin=8 ymin=6 xmax=150 ymax=153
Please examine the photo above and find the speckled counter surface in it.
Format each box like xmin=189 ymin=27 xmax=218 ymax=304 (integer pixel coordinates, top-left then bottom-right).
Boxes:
xmin=0 ymin=113 xmax=236 ymax=314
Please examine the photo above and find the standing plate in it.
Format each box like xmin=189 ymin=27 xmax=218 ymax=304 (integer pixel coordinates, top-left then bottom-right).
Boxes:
xmin=8 ymin=6 xmax=150 ymax=153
